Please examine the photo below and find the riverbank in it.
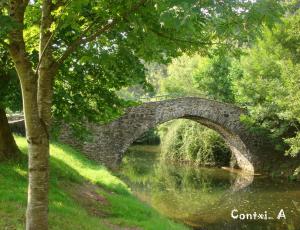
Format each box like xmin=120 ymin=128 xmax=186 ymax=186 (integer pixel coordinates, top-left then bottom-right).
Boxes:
xmin=0 ymin=136 xmax=188 ymax=230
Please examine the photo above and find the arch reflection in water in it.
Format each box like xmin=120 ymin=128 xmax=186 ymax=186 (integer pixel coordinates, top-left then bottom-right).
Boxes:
xmin=118 ymin=147 xmax=300 ymax=230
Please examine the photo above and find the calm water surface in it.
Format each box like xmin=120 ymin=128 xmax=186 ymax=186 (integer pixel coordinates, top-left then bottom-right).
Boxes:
xmin=118 ymin=146 xmax=300 ymax=230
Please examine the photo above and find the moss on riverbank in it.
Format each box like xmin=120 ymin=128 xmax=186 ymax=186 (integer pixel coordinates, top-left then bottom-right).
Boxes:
xmin=0 ymin=136 xmax=188 ymax=230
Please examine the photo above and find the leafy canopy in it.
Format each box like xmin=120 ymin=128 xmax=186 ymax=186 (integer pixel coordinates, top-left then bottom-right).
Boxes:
xmin=0 ymin=0 xmax=283 ymax=124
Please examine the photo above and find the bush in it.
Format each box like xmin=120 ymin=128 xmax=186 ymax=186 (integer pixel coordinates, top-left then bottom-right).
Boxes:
xmin=159 ymin=119 xmax=231 ymax=167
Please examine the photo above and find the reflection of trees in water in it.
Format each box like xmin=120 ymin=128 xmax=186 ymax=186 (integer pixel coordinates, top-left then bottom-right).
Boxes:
xmin=152 ymin=162 xmax=233 ymax=192
xmin=149 ymin=162 xmax=235 ymax=219
xmin=120 ymin=149 xmax=158 ymax=186
xmin=120 ymin=149 xmax=300 ymax=229
xmin=120 ymin=149 xmax=236 ymax=219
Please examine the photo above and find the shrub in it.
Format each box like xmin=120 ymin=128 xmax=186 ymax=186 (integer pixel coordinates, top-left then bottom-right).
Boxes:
xmin=159 ymin=119 xmax=231 ymax=167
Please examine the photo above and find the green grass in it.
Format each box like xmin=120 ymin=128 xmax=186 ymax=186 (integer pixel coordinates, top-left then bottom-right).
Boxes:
xmin=0 ymin=136 xmax=188 ymax=230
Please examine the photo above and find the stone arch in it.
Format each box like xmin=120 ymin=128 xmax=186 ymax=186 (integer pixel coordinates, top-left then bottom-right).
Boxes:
xmin=59 ymin=97 xmax=261 ymax=174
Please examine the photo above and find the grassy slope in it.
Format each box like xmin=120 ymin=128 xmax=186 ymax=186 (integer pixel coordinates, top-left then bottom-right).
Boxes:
xmin=0 ymin=136 xmax=188 ymax=230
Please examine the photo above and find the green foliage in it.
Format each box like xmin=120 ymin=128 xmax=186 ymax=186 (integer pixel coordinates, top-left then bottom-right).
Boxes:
xmin=157 ymin=53 xmax=235 ymax=103
xmin=285 ymin=133 xmax=300 ymax=157
xmin=15 ymin=0 xmax=282 ymax=66
xmin=159 ymin=54 xmax=203 ymax=96
xmin=0 ymin=136 xmax=187 ymax=229
xmin=230 ymin=10 xmax=300 ymax=155
xmin=193 ymin=55 xmax=234 ymax=102
xmin=52 ymin=43 xmax=146 ymax=126
xmin=0 ymin=15 xmax=19 ymax=41
xmin=160 ymin=120 xmax=231 ymax=166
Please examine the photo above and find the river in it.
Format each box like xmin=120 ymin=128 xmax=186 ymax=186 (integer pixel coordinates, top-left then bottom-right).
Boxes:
xmin=117 ymin=145 xmax=300 ymax=230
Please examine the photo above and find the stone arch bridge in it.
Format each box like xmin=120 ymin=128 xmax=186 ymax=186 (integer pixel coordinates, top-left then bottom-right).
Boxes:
xmin=58 ymin=97 xmax=263 ymax=174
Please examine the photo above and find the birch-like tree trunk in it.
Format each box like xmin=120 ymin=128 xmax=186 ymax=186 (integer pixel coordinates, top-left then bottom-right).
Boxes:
xmin=8 ymin=1 xmax=53 ymax=229
xmin=0 ymin=108 xmax=20 ymax=160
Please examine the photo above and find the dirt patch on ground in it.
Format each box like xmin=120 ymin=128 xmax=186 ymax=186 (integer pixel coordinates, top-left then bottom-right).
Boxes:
xmin=80 ymin=183 xmax=109 ymax=205
xmin=61 ymin=182 xmax=109 ymax=218
xmin=61 ymin=182 xmax=142 ymax=230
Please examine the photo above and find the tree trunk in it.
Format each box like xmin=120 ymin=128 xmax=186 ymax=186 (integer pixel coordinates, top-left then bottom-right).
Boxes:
xmin=21 ymin=74 xmax=50 ymax=230
xmin=26 ymin=129 xmax=49 ymax=230
xmin=0 ymin=108 xmax=20 ymax=160
xmin=9 ymin=41 xmax=50 ymax=230
xmin=8 ymin=1 xmax=52 ymax=229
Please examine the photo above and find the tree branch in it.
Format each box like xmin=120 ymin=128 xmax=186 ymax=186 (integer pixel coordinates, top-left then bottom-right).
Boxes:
xmin=35 ymin=0 xmax=72 ymax=75
xmin=36 ymin=0 xmax=55 ymax=75
xmin=36 ymin=0 xmax=57 ymax=128
xmin=35 ymin=33 xmax=53 ymax=75
xmin=7 ymin=0 xmax=34 ymax=79
xmin=149 ymin=28 xmax=223 ymax=46
xmin=55 ymin=0 xmax=148 ymax=69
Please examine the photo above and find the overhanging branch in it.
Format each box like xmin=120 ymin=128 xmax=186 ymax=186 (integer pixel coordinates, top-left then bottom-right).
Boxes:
xmin=150 ymin=28 xmax=223 ymax=47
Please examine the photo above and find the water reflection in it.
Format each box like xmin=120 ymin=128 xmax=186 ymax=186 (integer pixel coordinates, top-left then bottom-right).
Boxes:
xmin=118 ymin=146 xmax=300 ymax=230
xmin=231 ymin=172 xmax=254 ymax=192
